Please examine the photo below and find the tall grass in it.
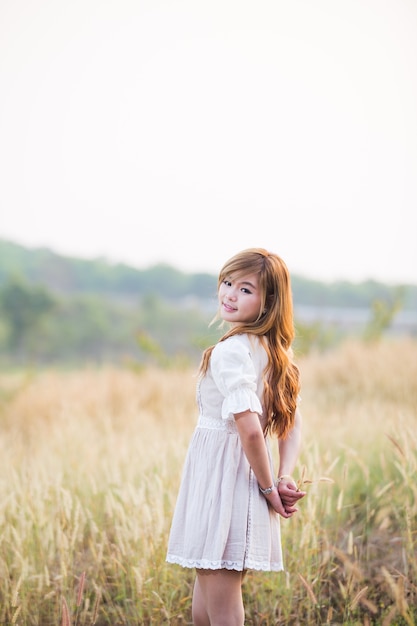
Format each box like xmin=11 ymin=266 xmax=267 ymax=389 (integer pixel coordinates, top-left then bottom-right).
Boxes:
xmin=0 ymin=337 xmax=416 ymax=625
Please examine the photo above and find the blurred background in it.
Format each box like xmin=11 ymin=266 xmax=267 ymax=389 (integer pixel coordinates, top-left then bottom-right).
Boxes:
xmin=1 ymin=0 xmax=416 ymax=367
xmin=1 ymin=0 xmax=417 ymax=280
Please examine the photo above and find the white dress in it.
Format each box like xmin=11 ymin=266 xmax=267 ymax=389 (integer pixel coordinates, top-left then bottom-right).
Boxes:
xmin=166 ymin=333 xmax=283 ymax=572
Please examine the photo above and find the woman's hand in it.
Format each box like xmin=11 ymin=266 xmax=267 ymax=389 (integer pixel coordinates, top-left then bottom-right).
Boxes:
xmin=277 ymin=477 xmax=306 ymax=514
xmin=264 ymin=487 xmax=295 ymax=518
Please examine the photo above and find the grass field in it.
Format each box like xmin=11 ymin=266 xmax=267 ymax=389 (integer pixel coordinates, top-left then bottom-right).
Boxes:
xmin=0 ymin=337 xmax=416 ymax=625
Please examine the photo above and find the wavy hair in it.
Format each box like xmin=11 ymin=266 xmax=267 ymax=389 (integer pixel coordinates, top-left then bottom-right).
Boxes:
xmin=198 ymin=248 xmax=300 ymax=439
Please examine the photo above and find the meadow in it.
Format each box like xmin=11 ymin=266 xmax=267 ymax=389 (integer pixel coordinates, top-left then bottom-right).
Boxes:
xmin=0 ymin=337 xmax=416 ymax=625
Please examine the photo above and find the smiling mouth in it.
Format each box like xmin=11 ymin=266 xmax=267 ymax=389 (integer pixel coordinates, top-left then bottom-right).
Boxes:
xmin=223 ymin=302 xmax=237 ymax=312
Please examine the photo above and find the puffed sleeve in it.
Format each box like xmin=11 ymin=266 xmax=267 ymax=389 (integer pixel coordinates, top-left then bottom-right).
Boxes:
xmin=211 ymin=336 xmax=263 ymax=420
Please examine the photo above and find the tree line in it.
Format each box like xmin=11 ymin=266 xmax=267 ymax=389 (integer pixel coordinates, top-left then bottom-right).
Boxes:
xmin=0 ymin=239 xmax=415 ymax=367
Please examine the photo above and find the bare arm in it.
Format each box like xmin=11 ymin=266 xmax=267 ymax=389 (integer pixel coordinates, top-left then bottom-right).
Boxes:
xmin=277 ymin=408 xmax=306 ymax=510
xmin=234 ymin=409 xmax=295 ymax=518
xmin=278 ymin=407 xmax=303 ymax=477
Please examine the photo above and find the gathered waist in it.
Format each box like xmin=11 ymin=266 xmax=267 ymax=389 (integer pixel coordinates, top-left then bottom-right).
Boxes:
xmin=197 ymin=415 xmax=238 ymax=434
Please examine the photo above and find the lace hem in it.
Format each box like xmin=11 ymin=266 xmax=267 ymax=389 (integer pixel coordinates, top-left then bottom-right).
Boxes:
xmin=166 ymin=555 xmax=284 ymax=572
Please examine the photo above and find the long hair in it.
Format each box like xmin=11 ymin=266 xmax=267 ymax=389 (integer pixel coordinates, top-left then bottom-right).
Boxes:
xmin=198 ymin=248 xmax=300 ymax=439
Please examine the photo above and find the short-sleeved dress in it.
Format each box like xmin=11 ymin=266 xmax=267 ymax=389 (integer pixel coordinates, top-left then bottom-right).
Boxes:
xmin=166 ymin=333 xmax=283 ymax=572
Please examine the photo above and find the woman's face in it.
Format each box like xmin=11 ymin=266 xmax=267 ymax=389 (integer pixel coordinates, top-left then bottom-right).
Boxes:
xmin=218 ymin=272 xmax=262 ymax=326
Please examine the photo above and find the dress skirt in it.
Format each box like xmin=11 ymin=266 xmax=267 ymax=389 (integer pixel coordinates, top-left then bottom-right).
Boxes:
xmin=166 ymin=415 xmax=283 ymax=572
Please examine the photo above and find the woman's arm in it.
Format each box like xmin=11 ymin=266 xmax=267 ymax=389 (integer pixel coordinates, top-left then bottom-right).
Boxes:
xmin=278 ymin=408 xmax=303 ymax=477
xmin=234 ymin=410 xmax=296 ymax=518
xmin=277 ymin=409 xmax=306 ymax=510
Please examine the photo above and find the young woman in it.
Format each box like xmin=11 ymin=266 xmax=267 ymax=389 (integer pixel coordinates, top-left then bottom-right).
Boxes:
xmin=166 ymin=248 xmax=306 ymax=626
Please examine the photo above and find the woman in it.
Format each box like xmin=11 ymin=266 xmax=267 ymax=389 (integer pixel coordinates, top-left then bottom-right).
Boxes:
xmin=166 ymin=248 xmax=306 ymax=626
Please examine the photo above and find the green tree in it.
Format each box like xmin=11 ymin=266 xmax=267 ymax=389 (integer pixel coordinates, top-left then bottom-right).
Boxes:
xmin=0 ymin=277 xmax=55 ymax=360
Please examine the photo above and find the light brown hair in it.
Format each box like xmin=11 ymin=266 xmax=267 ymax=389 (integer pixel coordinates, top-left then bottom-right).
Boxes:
xmin=198 ymin=248 xmax=300 ymax=438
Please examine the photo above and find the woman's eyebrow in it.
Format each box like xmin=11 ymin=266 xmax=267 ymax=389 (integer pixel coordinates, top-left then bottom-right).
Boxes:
xmin=239 ymin=280 xmax=257 ymax=290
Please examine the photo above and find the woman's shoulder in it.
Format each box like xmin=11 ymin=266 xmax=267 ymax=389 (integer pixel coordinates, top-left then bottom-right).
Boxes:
xmin=213 ymin=333 xmax=263 ymax=358
xmin=210 ymin=334 xmax=267 ymax=384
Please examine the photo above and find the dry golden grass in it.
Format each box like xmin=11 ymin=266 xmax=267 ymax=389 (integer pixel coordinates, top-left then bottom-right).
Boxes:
xmin=0 ymin=337 xmax=416 ymax=625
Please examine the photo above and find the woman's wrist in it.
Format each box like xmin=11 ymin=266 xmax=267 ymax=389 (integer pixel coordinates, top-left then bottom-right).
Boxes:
xmin=258 ymin=483 xmax=275 ymax=495
xmin=276 ymin=473 xmax=294 ymax=483
xmin=260 ymin=485 xmax=279 ymax=500
xmin=259 ymin=474 xmax=296 ymax=497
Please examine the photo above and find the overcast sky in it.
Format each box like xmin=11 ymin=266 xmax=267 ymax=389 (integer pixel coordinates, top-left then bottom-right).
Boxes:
xmin=1 ymin=0 xmax=416 ymax=284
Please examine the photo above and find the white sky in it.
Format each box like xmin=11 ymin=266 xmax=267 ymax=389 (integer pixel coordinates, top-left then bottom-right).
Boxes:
xmin=1 ymin=0 xmax=416 ymax=284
